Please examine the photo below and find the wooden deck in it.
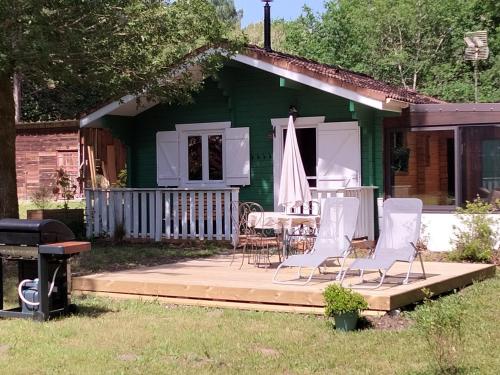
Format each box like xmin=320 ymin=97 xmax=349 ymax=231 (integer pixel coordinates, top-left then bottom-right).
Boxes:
xmin=72 ymin=256 xmax=496 ymax=314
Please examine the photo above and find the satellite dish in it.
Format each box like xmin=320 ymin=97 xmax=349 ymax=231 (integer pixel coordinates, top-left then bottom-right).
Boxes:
xmin=464 ymin=31 xmax=489 ymax=103
xmin=464 ymin=30 xmax=489 ymax=61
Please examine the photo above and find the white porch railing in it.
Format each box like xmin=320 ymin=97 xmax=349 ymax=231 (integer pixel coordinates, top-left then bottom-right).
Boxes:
xmin=288 ymin=187 xmax=377 ymax=240
xmin=85 ymin=186 xmax=377 ymax=242
xmin=85 ymin=188 xmax=239 ymax=241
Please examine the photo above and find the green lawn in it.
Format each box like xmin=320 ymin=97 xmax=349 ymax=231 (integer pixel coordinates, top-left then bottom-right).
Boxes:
xmin=0 ymin=241 xmax=498 ymax=374
xmin=0 ymin=275 xmax=497 ymax=374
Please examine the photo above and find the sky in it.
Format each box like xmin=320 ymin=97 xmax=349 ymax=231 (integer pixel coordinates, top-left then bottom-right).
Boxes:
xmin=234 ymin=0 xmax=325 ymax=28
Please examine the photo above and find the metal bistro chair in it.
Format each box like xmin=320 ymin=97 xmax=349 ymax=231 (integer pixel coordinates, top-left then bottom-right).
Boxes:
xmin=230 ymin=202 xmax=281 ymax=268
xmin=284 ymin=200 xmax=321 ymax=257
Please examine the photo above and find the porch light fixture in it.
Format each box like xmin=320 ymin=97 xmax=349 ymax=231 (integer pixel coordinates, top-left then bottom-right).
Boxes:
xmin=289 ymin=105 xmax=299 ymax=120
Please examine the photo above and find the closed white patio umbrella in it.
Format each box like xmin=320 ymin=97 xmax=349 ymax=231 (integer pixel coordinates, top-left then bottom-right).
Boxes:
xmin=278 ymin=115 xmax=312 ymax=210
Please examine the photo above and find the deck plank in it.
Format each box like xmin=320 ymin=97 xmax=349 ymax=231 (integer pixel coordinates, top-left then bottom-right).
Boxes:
xmin=72 ymin=256 xmax=496 ymax=312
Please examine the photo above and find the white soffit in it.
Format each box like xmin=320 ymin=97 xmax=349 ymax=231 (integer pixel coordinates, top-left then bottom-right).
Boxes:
xmin=233 ymin=54 xmax=402 ymax=113
xmin=79 ymin=95 xmax=157 ymax=128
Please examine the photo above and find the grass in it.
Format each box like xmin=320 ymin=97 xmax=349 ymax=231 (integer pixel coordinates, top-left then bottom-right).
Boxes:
xmin=18 ymin=200 xmax=85 ymax=219
xmin=0 ymin=275 xmax=497 ymax=374
xmin=0 ymin=240 xmax=498 ymax=374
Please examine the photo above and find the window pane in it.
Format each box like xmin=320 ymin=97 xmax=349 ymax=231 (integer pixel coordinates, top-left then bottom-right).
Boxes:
xmin=461 ymin=126 xmax=500 ymax=204
xmin=389 ymin=129 xmax=455 ymax=205
xmin=283 ymin=128 xmax=317 ymax=187
xmin=208 ymin=135 xmax=223 ymax=180
xmin=188 ymin=136 xmax=202 ymax=180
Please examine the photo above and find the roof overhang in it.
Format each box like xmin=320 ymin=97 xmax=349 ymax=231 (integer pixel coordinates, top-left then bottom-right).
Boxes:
xmin=16 ymin=120 xmax=80 ymax=133
xmin=79 ymin=95 xmax=157 ymax=128
xmin=79 ymin=50 xmax=407 ymax=128
xmin=408 ymin=103 xmax=500 ymax=126
xmin=232 ymin=54 xmax=405 ymax=113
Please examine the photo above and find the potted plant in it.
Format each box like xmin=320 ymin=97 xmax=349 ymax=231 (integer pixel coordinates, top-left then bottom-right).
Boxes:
xmin=27 ymin=168 xmax=85 ymax=238
xmin=323 ymin=284 xmax=368 ymax=331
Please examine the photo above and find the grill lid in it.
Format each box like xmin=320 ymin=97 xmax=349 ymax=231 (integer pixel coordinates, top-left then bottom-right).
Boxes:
xmin=0 ymin=219 xmax=75 ymax=246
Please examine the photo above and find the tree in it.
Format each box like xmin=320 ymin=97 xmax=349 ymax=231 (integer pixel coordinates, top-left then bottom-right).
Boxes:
xmin=208 ymin=0 xmax=242 ymax=28
xmin=0 ymin=0 xmax=233 ymax=218
xmin=243 ymin=20 xmax=287 ymax=52
xmin=282 ymin=0 xmax=500 ymax=102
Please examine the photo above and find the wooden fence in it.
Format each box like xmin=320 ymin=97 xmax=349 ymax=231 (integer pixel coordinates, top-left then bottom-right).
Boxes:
xmin=85 ymin=188 xmax=239 ymax=241
xmin=85 ymin=186 xmax=377 ymax=242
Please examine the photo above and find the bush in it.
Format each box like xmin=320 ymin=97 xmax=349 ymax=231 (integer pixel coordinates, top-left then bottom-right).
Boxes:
xmin=413 ymin=292 xmax=466 ymax=374
xmin=115 ymin=168 xmax=128 ymax=188
xmin=449 ymin=197 xmax=498 ymax=263
xmin=30 ymin=186 xmax=54 ymax=209
xmin=53 ymin=168 xmax=77 ymax=210
xmin=323 ymin=284 xmax=368 ymax=316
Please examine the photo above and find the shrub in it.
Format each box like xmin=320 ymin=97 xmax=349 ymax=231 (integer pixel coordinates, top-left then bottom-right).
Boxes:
xmin=413 ymin=292 xmax=466 ymax=374
xmin=30 ymin=186 xmax=54 ymax=209
xmin=449 ymin=197 xmax=498 ymax=263
xmin=53 ymin=168 xmax=77 ymax=210
xmin=323 ymin=284 xmax=368 ymax=316
xmin=116 ymin=168 xmax=128 ymax=188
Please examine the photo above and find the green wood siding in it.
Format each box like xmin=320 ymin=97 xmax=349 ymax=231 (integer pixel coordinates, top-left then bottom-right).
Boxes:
xmin=103 ymin=62 xmax=389 ymax=209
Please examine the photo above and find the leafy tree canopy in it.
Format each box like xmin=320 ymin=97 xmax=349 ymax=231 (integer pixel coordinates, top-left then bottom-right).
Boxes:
xmin=8 ymin=0 xmax=239 ymax=121
xmin=0 ymin=0 xmax=238 ymax=218
xmin=281 ymin=0 xmax=499 ymax=102
xmin=208 ymin=0 xmax=242 ymax=28
xmin=243 ymin=20 xmax=287 ymax=52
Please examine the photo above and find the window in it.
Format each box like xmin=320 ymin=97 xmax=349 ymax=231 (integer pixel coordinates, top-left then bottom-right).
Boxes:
xmin=461 ymin=125 xmax=500 ymax=203
xmin=390 ymin=131 xmax=409 ymax=173
xmin=387 ymin=125 xmax=500 ymax=208
xmin=57 ymin=150 xmax=80 ymax=191
xmin=188 ymin=136 xmax=203 ymax=180
xmin=388 ymin=128 xmax=455 ymax=206
xmin=186 ymin=132 xmax=224 ymax=183
xmin=156 ymin=122 xmax=250 ymax=187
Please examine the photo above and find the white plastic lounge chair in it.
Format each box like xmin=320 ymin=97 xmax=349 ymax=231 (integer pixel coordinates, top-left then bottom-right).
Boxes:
xmin=273 ymin=197 xmax=360 ymax=285
xmin=340 ymin=198 xmax=426 ymax=289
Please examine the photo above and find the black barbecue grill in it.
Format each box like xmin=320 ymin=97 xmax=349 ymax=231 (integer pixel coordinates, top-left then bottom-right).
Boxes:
xmin=0 ymin=219 xmax=90 ymax=321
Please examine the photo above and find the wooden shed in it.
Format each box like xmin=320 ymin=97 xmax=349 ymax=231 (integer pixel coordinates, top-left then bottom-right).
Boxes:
xmin=15 ymin=120 xmax=82 ymax=200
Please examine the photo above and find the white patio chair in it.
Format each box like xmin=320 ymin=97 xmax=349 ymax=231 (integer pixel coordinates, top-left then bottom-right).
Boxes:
xmin=272 ymin=197 xmax=359 ymax=285
xmin=340 ymin=198 xmax=426 ymax=289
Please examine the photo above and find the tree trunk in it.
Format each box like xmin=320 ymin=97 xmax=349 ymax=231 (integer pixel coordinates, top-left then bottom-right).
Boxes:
xmin=0 ymin=73 xmax=19 ymax=219
xmin=13 ymin=73 xmax=21 ymax=123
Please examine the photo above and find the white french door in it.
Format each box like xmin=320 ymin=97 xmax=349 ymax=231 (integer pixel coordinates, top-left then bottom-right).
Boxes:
xmin=271 ymin=117 xmax=361 ymax=210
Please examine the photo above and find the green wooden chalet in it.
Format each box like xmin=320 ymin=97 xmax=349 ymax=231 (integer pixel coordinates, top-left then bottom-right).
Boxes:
xmin=80 ymin=45 xmax=441 ymax=243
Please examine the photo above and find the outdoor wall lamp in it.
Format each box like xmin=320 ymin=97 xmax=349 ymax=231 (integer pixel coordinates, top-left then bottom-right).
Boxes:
xmin=289 ymin=105 xmax=299 ymax=120
xmin=269 ymin=105 xmax=299 ymax=139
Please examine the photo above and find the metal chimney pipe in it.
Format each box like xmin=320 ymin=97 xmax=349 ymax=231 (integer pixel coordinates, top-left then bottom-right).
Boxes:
xmin=263 ymin=1 xmax=272 ymax=52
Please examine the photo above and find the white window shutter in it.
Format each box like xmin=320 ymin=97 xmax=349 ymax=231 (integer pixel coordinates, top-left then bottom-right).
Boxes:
xmin=225 ymin=127 xmax=250 ymax=186
xmin=317 ymin=122 xmax=361 ymax=189
xmin=156 ymin=131 xmax=179 ymax=186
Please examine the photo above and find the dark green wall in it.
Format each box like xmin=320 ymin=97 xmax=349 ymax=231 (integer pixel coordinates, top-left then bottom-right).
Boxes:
xmin=104 ymin=62 xmax=389 ymax=209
